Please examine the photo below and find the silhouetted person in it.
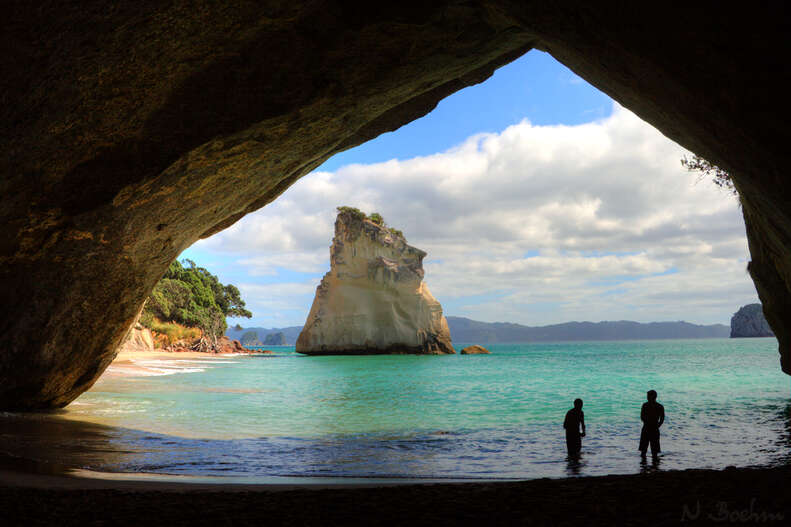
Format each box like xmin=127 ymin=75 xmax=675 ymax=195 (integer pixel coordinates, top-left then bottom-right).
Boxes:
xmin=639 ymin=390 xmax=664 ymax=458
xmin=563 ymin=398 xmax=586 ymax=457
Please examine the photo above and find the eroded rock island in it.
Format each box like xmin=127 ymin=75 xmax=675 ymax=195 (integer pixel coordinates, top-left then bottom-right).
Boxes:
xmin=296 ymin=209 xmax=454 ymax=355
xmin=730 ymin=304 xmax=775 ymax=338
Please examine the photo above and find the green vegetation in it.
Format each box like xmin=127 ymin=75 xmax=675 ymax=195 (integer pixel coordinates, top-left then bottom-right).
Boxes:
xmin=147 ymin=320 xmax=201 ymax=348
xmin=141 ymin=259 xmax=252 ymax=341
xmin=681 ymin=154 xmax=737 ymax=196
xmin=335 ymin=206 xmax=405 ymax=239
xmin=336 ymin=206 xmax=366 ymax=221
xmin=336 ymin=206 xmax=385 ymax=225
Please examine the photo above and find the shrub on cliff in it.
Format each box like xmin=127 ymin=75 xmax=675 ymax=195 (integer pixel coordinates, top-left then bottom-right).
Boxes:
xmin=142 ymin=259 xmax=252 ymax=341
xmin=148 ymin=320 xmax=202 ymax=348
xmin=681 ymin=154 xmax=737 ymax=197
xmin=336 ymin=206 xmax=366 ymax=221
xmin=336 ymin=207 xmax=403 ymax=237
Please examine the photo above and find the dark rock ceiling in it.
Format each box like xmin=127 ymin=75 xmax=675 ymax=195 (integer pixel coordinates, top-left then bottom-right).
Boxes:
xmin=1 ymin=1 xmax=789 ymax=409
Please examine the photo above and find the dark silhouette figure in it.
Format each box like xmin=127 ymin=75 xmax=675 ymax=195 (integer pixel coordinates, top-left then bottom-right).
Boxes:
xmin=563 ymin=398 xmax=586 ymax=457
xmin=639 ymin=390 xmax=665 ymax=458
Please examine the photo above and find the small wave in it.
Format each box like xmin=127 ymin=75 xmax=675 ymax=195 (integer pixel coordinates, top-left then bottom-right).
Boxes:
xmin=170 ymin=359 xmax=239 ymax=364
xmin=106 ymin=364 xmax=206 ymax=377
xmin=131 ymin=359 xmax=238 ymax=364
xmin=130 ymin=359 xmax=208 ymax=366
xmin=146 ymin=367 xmax=206 ymax=376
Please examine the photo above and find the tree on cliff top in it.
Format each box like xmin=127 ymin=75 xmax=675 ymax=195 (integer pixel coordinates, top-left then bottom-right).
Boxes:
xmin=336 ymin=206 xmax=404 ymax=239
xmin=369 ymin=212 xmax=384 ymax=225
xmin=142 ymin=259 xmax=252 ymax=342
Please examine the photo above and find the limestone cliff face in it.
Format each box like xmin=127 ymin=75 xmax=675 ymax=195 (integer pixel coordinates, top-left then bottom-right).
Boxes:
xmin=117 ymin=323 xmax=155 ymax=353
xmin=730 ymin=304 xmax=775 ymax=338
xmin=296 ymin=212 xmax=454 ymax=355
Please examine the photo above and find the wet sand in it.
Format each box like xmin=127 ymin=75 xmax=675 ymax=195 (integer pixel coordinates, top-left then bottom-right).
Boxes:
xmin=0 ymin=464 xmax=789 ymax=526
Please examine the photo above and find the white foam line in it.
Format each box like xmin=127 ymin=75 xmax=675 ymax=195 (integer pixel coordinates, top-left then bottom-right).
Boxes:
xmin=168 ymin=359 xmax=239 ymax=364
xmin=105 ymin=365 xmax=207 ymax=377
xmin=131 ymin=359 xmax=236 ymax=366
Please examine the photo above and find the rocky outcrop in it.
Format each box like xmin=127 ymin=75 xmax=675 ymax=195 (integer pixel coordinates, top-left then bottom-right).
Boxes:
xmin=2 ymin=2 xmax=791 ymax=408
xmin=263 ymin=332 xmax=286 ymax=346
xmin=117 ymin=323 xmax=155 ymax=353
xmin=296 ymin=211 xmax=454 ymax=355
xmin=240 ymin=331 xmax=262 ymax=347
xmin=166 ymin=336 xmax=261 ymax=354
xmin=730 ymin=304 xmax=775 ymax=338
xmin=460 ymin=345 xmax=491 ymax=355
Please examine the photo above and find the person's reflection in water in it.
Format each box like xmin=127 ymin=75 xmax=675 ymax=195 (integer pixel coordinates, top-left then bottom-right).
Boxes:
xmin=639 ymin=389 xmax=665 ymax=459
xmin=566 ymin=456 xmax=585 ymax=476
xmin=563 ymin=398 xmax=585 ymax=459
xmin=639 ymin=451 xmax=662 ymax=473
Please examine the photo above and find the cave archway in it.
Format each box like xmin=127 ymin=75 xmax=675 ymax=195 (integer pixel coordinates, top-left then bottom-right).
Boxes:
xmin=2 ymin=1 xmax=789 ymax=409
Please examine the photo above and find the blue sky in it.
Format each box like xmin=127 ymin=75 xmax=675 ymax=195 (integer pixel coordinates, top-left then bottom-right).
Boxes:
xmin=182 ymin=51 xmax=756 ymax=329
xmin=315 ymin=51 xmax=612 ymax=171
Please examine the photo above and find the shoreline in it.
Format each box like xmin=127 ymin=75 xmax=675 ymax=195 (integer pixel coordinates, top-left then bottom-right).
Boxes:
xmin=0 ymin=464 xmax=788 ymax=525
xmin=103 ymin=349 xmax=268 ymax=378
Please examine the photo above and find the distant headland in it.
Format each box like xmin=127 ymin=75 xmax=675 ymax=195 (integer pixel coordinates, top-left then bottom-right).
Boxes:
xmin=230 ymin=318 xmax=732 ymax=345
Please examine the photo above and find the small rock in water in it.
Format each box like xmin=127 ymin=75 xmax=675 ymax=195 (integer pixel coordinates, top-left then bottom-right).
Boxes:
xmin=460 ymin=345 xmax=491 ymax=355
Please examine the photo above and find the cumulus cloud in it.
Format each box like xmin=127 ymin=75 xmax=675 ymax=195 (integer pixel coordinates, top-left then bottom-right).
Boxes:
xmin=197 ymin=104 xmax=756 ymax=327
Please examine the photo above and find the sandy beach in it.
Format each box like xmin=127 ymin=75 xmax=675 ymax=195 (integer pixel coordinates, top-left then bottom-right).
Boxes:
xmin=103 ymin=349 xmax=265 ymax=378
xmin=0 ymin=464 xmax=788 ymax=526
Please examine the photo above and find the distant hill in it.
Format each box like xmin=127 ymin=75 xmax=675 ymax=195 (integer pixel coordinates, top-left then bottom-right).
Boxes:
xmin=226 ymin=326 xmax=302 ymax=345
xmin=730 ymin=304 xmax=774 ymax=338
xmin=227 ymin=318 xmax=730 ymax=345
xmin=446 ymin=316 xmax=730 ymax=343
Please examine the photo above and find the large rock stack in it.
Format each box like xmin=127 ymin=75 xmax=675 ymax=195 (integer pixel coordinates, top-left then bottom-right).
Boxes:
xmin=296 ymin=210 xmax=454 ymax=355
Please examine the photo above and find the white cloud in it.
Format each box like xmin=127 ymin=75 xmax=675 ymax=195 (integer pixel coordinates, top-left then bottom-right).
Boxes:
xmin=195 ymin=104 xmax=756 ymax=327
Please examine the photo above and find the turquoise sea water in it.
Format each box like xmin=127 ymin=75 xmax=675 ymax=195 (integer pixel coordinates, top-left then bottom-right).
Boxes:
xmin=2 ymin=338 xmax=789 ymax=480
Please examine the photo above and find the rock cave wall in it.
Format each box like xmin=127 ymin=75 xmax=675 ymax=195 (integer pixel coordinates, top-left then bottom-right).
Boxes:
xmin=1 ymin=1 xmax=789 ymax=409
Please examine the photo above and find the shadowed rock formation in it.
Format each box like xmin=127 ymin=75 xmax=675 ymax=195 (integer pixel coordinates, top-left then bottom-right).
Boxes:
xmin=263 ymin=332 xmax=287 ymax=346
xmin=2 ymin=2 xmax=791 ymax=408
xmin=296 ymin=210 xmax=454 ymax=355
xmin=731 ymin=304 xmax=775 ymax=338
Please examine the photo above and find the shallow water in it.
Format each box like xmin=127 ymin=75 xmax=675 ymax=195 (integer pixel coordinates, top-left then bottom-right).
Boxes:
xmin=1 ymin=338 xmax=789 ymax=480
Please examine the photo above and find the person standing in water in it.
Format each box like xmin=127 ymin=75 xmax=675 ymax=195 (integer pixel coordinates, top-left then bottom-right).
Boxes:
xmin=563 ymin=398 xmax=586 ymax=457
xmin=639 ymin=390 xmax=665 ymax=458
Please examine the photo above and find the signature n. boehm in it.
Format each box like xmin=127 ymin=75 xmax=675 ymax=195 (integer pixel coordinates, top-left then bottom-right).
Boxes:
xmin=681 ymin=499 xmax=784 ymax=523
